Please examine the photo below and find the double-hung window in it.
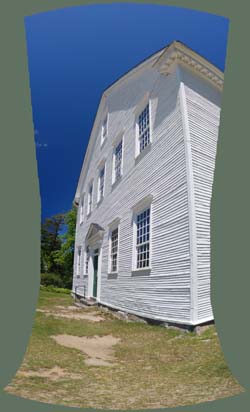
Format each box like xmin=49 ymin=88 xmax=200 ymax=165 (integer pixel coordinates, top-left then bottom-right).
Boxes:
xmin=80 ymin=196 xmax=84 ymax=224
xmin=98 ymin=165 xmax=105 ymax=202
xmin=138 ymin=103 xmax=151 ymax=154
xmin=87 ymin=183 xmax=93 ymax=215
xmin=101 ymin=115 xmax=108 ymax=145
xmin=76 ymin=246 xmax=82 ymax=278
xmin=136 ymin=208 xmax=151 ymax=269
xmin=113 ymin=139 xmax=123 ymax=182
xmin=110 ymin=227 xmax=119 ymax=273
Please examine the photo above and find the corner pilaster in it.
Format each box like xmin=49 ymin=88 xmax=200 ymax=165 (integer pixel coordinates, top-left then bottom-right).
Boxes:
xmin=178 ymin=75 xmax=198 ymax=324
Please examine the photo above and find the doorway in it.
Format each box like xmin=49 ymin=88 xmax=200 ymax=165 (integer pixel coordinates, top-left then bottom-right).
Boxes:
xmin=93 ymin=249 xmax=99 ymax=298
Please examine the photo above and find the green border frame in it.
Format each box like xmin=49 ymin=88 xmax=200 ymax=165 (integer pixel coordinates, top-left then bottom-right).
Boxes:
xmin=0 ymin=1 xmax=249 ymax=411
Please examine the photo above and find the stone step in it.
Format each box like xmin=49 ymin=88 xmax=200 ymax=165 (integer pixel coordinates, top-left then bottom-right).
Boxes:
xmin=79 ymin=297 xmax=98 ymax=307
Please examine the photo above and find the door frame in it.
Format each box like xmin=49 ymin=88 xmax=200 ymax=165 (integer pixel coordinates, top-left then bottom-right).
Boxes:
xmin=85 ymin=228 xmax=104 ymax=301
xmin=92 ymin=248 xmax=99 ymax=298
xmin=86 ymin=244 xmax=102 ymax=301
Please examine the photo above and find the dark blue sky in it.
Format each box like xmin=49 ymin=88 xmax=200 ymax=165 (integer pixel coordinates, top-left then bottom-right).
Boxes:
xmin=24 ymin=3 xmax=229 ymax=221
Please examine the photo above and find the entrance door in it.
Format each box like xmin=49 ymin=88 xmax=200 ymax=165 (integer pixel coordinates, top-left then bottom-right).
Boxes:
xmin=93 ymin=249 xmax=99 ymax=298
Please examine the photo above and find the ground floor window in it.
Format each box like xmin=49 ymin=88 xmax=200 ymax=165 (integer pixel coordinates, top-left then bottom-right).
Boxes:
xmin=85 ymin=246 xmax=90 ymax=275
xmin=76 ymin=246 xmax=82 ymax=278
xmin=136 ymin=208 xmax=150 ymax=269
xmin=110 ymin=227 xmax=119 ymax=273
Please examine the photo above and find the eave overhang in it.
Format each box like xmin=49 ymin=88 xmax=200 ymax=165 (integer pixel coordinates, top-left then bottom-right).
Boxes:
xmin=153 ymin=41 xmax=224 ymax=91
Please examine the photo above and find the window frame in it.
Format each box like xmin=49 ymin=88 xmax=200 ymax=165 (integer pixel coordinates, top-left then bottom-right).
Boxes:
xmin=131 ymin=196 xmax=153 ymax=272
xmin=135 ymin=100 xmax=152 ymax=158
xmin=79 ymin=195 xmax=85 ymax=225
xmin=84 ymin=245 xmax=90 ymax=276
xmin=101 ymin=114 xmax=108 ymax=146
xmin=87 ymin=181 xmax=93 ymax=216
xmin=97 ymin=163 xmax=106 ymax=203
xmin=108 ymin=218 xmax=120 ymax=274
xmin=76 ymin=246 xmax=82 ymax=278
xmin=112 ymin=137 xmax=124 ymax=185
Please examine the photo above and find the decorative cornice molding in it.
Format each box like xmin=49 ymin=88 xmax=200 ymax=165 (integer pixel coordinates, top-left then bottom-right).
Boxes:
xmin=97 ymin=157 xmax=106 ymax=170
xmin=153 ymin=41 xmax=224 ymax=90
xmin=131 ymin=194 xmax=153 ymax=213
xmin=112 ymin=129 xmax=124 ymax=147
xmin=108 ymin=217 xmax=121 ymax=229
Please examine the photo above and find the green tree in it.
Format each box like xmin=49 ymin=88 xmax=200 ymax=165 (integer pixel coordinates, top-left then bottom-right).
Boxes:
xmin=41 ymin=213 xmax=65 ymax=274
xmin=53 ymin=206 xmax=77 ymax=288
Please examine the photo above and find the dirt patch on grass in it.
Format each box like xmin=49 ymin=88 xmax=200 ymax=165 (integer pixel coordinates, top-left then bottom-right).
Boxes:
xmin=36 ymin=308 xmax=105 ymax=322
xmin=51 ymin=334 xmax=120 ymax=366
xmin=55 ymin=305 xmax=80 ymax=311
xmin=7 ymin=290 xmax=243 ymax=409
xmin=17 ymin=366 xmax=81 ymax=381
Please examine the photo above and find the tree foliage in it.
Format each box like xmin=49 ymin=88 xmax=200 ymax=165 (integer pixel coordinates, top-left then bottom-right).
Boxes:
xmin=41 ymin=214 xmax=65 ymax=273
xmin=53 ymin=206 xmax=77 ymax=287
xmin=41 ymin=206 xmax=77 ymax=289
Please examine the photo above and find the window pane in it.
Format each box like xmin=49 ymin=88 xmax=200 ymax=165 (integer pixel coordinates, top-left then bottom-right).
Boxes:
xmin=99 ymin=166 xmax=105 ymax=200
xmin=77 ymin=247 xmax=81 ymax=277
xmin=102 ymin=115 xmax=108 ymax=139
xmin=88 ymin=184 xmax=93 ymax=213
xmin=136 ymin=208 xmax=150 ymax=268
xmin=138 ymin=103 xmax=150 ymax=153
xmin=80 ymin=197 xmax=84 ymax=222
xmin=114 ymin=140 xmax=123 ymax=181
xmin=110 ymin=227 xmax=119 ymax=272
xmin=85 ymin=246 xmax=89 ymax=275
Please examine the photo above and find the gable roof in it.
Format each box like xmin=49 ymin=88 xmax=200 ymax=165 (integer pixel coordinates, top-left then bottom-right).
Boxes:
xmin=74 ymin=40 xmax=224 ymax=204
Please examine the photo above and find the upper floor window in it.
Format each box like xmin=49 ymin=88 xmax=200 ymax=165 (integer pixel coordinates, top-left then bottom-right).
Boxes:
xmin=98 ymin=165 xmax=105 ymax=202
xmin=113 ymin=139 xmax=123 ymax=183
xmin=110 ymin=227 xmax=119 ymax=273
xmin=101 ymin=114 xmax=108 ymax=145
xmin=135 ymin=207 xmax=151 ymax=269
xmin=137 ymin=103 xmax=151 ymax=154
xmin=87 ymin=183 xmax=93 ymax=215
xmin=80 ymin=196 xmax=84 ymax=224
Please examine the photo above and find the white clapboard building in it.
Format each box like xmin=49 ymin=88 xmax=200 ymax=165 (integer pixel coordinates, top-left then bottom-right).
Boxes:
xmin=72 ymin=41 xmax=223 ymax=328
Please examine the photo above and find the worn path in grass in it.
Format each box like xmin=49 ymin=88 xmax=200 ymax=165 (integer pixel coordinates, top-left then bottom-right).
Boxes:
xmin=5 ymin=289 xmax=243 ymax=409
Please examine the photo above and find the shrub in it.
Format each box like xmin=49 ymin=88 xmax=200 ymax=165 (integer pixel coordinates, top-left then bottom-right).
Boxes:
xmin=40 ymin=272 xmax=64 ymax=288
xmin=40 ymin=284 xmax=71 ymax=294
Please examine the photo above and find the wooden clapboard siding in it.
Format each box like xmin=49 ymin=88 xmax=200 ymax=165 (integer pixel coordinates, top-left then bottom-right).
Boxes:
xmin=73 ymin=64 xmax=192 ymax=324
xmin=72 ymin=44 xmax=223 ymax=326
xmin=180 ymin=66 xmax=221 ymax=323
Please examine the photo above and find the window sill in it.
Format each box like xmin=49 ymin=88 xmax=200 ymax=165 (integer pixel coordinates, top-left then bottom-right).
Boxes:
xmin=100 ymin=137 xmax=107 ymax=149
xmin=131 ymin=268 xmax=151 ymax=277
xmin=111 ymin=175 xmax=122 ymax=191
xmin=107 ymin=272 xmax=118 ymax=280
xmin=135 ymin=141 xmax=152 ymax=165
xmin=97 ymin=197 xmax=104 ymax=207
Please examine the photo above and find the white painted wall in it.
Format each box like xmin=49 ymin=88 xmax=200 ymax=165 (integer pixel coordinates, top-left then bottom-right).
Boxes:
xmin=72 ymin=57 xmax=221 ymax=326
xmin=179 ymin=65 xmax=221 ymax=322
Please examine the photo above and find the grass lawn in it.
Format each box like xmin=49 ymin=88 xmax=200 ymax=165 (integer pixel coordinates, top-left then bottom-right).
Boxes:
xmin=5 ymin=289 xmax=243 ymax=410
